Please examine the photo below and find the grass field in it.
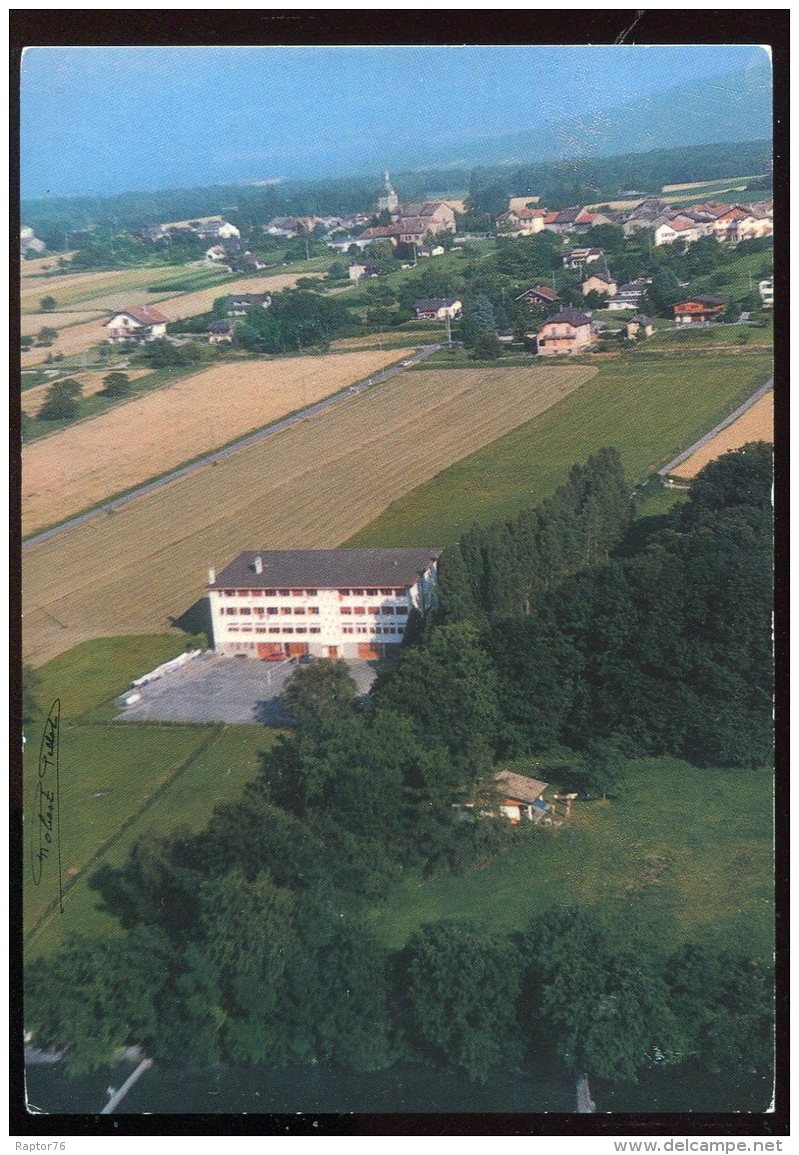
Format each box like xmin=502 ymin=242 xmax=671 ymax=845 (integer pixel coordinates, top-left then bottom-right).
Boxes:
xmin=669 ymin=389 xmax=773 ymax=480
xmin=21 ymin=348 xmax=414 ymax=534
xmin=371 ymin=756 xmax=773 ymax=963
xmin=23 ymin=633 xmax=277 ymax=955
xmin=22 ymin=364 xmax=595 ymax=665
xmin=345 ymin=351 xmax=773 ymax=547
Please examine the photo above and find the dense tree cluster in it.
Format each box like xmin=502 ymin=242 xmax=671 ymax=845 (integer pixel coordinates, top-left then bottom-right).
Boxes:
xmin=436 ymin=444 xmax=773 ymax=767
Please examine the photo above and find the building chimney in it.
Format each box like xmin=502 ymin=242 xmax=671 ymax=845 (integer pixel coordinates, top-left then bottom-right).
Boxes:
xmin=208 ymin=566 xmax=216 ymax=585
xmin=254 ymin=555 xmax=263 ymax=575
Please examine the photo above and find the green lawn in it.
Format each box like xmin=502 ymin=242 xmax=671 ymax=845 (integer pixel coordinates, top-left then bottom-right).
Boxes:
xmin=641 ymin=322 xmax=772 ymax=354
xmin=26 ymin=724 xmax=275 ymax=958
xmin=345 ymin=350 xmax=773 ymax=547
xmin=29 ymin=634 xmax=206 ymax=712
xmin=371 ymin=757 xmax=774 ymax=963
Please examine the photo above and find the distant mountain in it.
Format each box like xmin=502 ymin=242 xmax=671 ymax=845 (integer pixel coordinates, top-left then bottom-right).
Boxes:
xmin=385 ymin=60 xmax=772 ymax=173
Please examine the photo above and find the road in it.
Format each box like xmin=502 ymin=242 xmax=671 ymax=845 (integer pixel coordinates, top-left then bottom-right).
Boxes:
xmin=22 ymin=343 xmax=444 ymax=550
xmin=657 ymin=376 xmax=773 ymax=478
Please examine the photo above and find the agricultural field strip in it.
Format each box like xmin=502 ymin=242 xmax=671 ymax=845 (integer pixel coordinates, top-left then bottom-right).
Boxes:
xmin=658 ymin=379 xmax=773 ymax=477
xmin=21 ymin=311 xmax=107 ymax=336
xmin=21 ymin=369 xmax=153 ymax=416
xmin=22 ymin=349 xmax=414 ymax=534
xmin=19 ymin=271 xmax=308 ymax=367
xmin=668 ymin=390 xmax=773 ymax=480
xmin=22 ymin=365 xmax=594 ymax=664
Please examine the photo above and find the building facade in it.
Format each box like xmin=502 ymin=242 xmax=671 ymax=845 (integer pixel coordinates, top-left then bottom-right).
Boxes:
xmin=536 ymin=308 xmax=593 ymax=355
xmin=208 ymin=548 xmax=442 ymax=660
xmin=103 ymin=306 xmax=168 ymax=343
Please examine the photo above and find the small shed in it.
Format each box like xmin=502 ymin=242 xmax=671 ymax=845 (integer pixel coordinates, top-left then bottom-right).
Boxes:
xmin=495 ymin=770 xmax=550 ymax=823
xmin=626 ymin=314 xmax=653 ymax=339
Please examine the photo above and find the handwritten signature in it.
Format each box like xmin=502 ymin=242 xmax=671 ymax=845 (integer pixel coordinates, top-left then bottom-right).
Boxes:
xmin=31 ymin=699 xmax=63 ymax=911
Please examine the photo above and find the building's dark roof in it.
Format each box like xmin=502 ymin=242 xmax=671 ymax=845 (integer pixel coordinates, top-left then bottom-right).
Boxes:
xmin=226 ymin=292 xmax=271 ymax=306
xmin=211 ymin=549 xmax=443 ymax=590
xmin=617 ymin=281 xmax=647 ymax=295
xmin=629 ymin=314 xmax=652 ymax=325
xmin=517 ymin=285 xmax=560 ymax=302
xmin=542 ymin=308 xmax=591 ymax=328
xmin=209 ymin=320 xmax=235 ymax=333
xmin=414 ymin=298 xmax=460 ymax=311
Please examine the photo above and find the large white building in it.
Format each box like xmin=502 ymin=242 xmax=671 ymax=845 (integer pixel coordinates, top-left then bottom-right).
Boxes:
xmin=207 ymin=548 xmax=442 ymax=660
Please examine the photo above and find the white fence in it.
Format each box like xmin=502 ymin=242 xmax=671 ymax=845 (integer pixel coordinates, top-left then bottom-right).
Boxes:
xmin=131 ymin=649 xmax=203 ymax=688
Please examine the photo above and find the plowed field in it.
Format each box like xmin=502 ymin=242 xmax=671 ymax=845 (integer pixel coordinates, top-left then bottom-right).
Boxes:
xmin=22 ymin=364 xmax=595 ymax=663
xmin=669 ymin=391 xmax=773 ymax=480
xmin=22 ymin=349 xmax=413 ymax=533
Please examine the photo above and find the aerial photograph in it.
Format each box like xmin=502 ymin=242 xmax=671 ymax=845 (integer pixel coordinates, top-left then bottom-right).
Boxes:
xmin=19 ymin=39 xmax=776 ymax=1125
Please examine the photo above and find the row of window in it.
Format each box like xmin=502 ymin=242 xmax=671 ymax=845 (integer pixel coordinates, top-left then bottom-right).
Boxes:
xmin=220 ymin=586 xmax=407 ymax=598
xmin=340 ymin=605 xmax=407 ymax=616
xmin=221 ymin=606 xmax=320 ymax=616
xmin=227 ymin=626 xmax=323 ymax=635
xmin=341 ymin=626 xmax=404 ymax=636
xmin=222 ymin=588 xmax=318 ymax=598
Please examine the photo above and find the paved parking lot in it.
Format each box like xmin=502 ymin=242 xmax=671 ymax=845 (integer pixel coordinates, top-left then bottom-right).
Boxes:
xmin=115 ymin=652 xmax=380 ymax=725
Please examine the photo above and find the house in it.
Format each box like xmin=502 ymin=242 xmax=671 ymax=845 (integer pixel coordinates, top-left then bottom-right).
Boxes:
xmin=207 ymin=548 xmax=442 ymax=660
xmin=395 ymin=218 xmax=434 ymax=246
xmin=194 ymin=219 xmax=240 ymax=241
xmin=223 ymin=292 xmax=272 ymax=317
xmin=264 ymin=216 xmax=316 ymax=238
xmin=358 ymin=225 xmax=399 ymax=244
xmin=563 ymin=247 xmax=605 ymax=270
xmin=418 ymin=245 xmax=445 ymax=258
xmin=495 ymin=207 xmax=546 ymax=237
xmin=230 ymin=251 xmax=267 ymax=272
xmin=654 ymin=215 xmax=713 ymax=246
xmin=673 ymin=295 xmax=726 ymax=325
xmin=759 ymin=277 xmax=773 ymax=309
xmin=397 ymin=201 xmax=457 ymax=234
xmin=209 ymin=320 xmax=235 ymax=344
xmin=571 ymin=209 xmax=615 ymax=234
xmin=626 ymin=314 xmax=654 ymax=339
xmin=103 ymin=306 xmax=168 ymax=343
xmin=494 ymin=771 xmax=551 ymax=824
xmin=348 ymin=261 xmax=379 ymax=282
xmin=619 ymin=197 xmax=669 ymax=235
xmin=20 ymin=225 xmax=46 ymax=255
xmin=542 ymin=207 xmax=583 ymax=234
xmin=712 ymin=205 xmax=772 ymax=244
xmin=515 ymin=285 xmax=561 ymax=307
xmin=536 ymin=308 xmax=593 ymax=355
xmin=581 ymin=273 xmax=617 ymax=298
xmin=605 ymin=279 xmax=651 ymax=311
xmin=205 ymin=244 xmax=228 ymax=263
xmin=413 ymin=298 xmax=463 ymax=320
xmin=326 ymin=235 xmax=372 ymax=254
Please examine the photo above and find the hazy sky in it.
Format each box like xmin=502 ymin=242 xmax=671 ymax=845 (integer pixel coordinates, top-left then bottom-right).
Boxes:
xmin=21 ymin=44 xmax=768 ymax=199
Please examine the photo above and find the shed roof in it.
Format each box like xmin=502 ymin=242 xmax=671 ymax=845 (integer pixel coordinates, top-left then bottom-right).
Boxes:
xmin=542 ymin=307 xmax=591 ymax=328
xmin=212 ymin=549 xmax=443 ymax=590
xmin=495 ymin=771 xmax=549 ymax=804
xmin=517 ymin=284 xmax=560 ymax=302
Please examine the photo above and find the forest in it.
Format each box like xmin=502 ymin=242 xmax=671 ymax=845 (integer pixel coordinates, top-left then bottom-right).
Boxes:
xmin=25 ymin=444 xmax=774 ymax=1091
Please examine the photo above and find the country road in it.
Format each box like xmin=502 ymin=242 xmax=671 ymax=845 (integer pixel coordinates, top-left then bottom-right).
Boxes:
xmin=22 ymin=343 xmax=444 ymax=550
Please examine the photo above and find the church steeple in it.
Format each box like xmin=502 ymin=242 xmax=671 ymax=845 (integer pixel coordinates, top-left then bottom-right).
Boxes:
xmin=377 ymin=170 xmax=399 ymax=213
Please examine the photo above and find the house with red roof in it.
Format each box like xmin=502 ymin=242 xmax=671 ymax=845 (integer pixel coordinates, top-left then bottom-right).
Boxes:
xmin=103 ymin=306 xmax=168 ymax=344
xmin=515 ymin=285 xmax=561 ymax=307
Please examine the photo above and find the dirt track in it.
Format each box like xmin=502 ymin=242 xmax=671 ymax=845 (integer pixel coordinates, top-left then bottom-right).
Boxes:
xmin=669 ymin=391 xmax=773 ymax=479
xmin=22 ymin=349 xmax=413 ymax=533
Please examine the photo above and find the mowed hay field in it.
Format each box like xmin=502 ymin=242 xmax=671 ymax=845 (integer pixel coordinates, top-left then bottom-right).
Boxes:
xmin=22 ymin=349 xmax=414 ymax=534
xmin=21 ymin=368 xmax=152 ymax=416
xmin=669 ymin=390 xmax=773 ymax=480
xmin=21 ymin=310 xmax=106 ymax=337
xmin=22 ymin=363 xmax=595 ymax=664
